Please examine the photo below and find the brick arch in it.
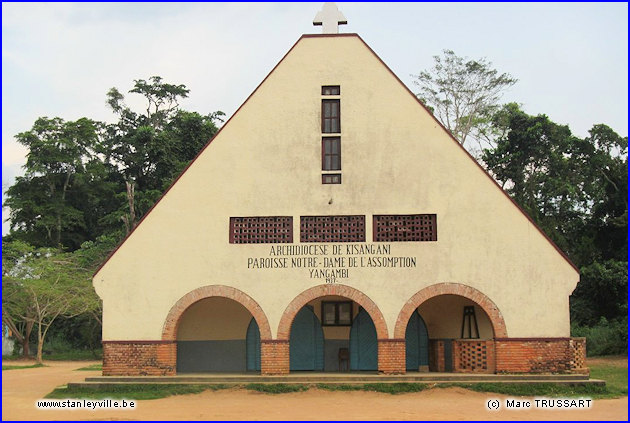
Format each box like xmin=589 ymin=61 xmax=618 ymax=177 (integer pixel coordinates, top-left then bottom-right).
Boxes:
xmin=394 ymin=283 xmax=507 ymax=339
xmin=277 ymin=284 xmax=388 ymax=340
xmin=162 ymin=285 xmax=272 ymax=341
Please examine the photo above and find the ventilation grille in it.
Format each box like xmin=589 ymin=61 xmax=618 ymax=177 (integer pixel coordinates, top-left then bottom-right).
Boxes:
xmin=229 ymin=217 xmax=293 ymax=244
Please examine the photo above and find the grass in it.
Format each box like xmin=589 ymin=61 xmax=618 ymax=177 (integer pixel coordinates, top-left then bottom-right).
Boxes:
xmin=317 ymin=383 xmax=428 ymax=394
xmin=245 ymin=383 xmax=309 ymax=394
xmin=74 ymin=363 xmax=102 ymax=371
xmin=46 ymin=384 xmax=229 ymax=400
xmin=588 ymin=360 xmax=628 ymax=398
xmin=2 ymin=363 xmax=45 ymax=371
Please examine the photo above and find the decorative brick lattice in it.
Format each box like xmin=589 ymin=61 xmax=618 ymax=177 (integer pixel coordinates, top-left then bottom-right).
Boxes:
xmin=456 ymin=341 xmax=488 ymax=372
xmin=373 ymin=214 xmax=437 ymax=242
xmin=229 ymin=217 xmax=293 ymax=244
xmin=300 ymin=215 xmax=365 ymax=243
xmin=570 ymin=338 xmax=587 ymax=372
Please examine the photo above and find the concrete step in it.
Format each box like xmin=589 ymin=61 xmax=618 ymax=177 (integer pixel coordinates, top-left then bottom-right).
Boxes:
xmin=84 ymin=374 xmax=589 ymax=384
xmin=68 ymin=379 xmax=605 ymax=389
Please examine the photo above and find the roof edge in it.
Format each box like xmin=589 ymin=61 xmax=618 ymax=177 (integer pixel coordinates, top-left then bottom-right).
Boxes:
xmin=93 ymin=34 xmax=311 ymax=277
xmin=349 ymin=33 xmax=579 ymax=274
xmin=94 ymin=32 xmax=579 ymax=278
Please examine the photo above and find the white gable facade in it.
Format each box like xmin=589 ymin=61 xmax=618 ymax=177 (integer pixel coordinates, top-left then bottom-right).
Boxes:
xmin=94 ymin=34 xmax=585 ymax=376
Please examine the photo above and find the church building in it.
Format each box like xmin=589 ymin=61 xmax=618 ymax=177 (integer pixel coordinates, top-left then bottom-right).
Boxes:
xmin=94 ymin=4 xmax=586 ymax=376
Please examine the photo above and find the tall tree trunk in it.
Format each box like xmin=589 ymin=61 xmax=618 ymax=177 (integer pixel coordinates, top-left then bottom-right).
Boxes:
xmin=22 ymin=320 xmax=33 ymax=357
xmin=36 ymin=323 xmax=44 ymax=364
xmin=55 ymin=172 xmax=72 ymax=247
xmin=121 ymin=180 xmax=136 ymax=235
xmin=22 ymin=338 xmax=30 ymax=357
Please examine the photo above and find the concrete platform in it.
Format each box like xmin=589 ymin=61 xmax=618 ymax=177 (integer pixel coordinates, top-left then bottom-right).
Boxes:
xmin=69 ymin=372 xmax=604 ymax=388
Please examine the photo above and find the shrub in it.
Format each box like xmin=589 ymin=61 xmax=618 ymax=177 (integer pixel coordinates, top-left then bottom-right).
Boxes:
xmin=572 ymin=316 xmax=627 ymax=356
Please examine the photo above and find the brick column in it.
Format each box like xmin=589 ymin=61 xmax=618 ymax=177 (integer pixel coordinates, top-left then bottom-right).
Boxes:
xmin=429 ymin=339 xmax=446 ymax=372
xmin=378 ymin=339 xmax=405 ymax=374
xmin=102 ymin=341 xmax=176 ymax=376
xmin=261 ymin=340 xmax=289 ymax=375
xmin=569 ymin=337 xmax=588 ymax=375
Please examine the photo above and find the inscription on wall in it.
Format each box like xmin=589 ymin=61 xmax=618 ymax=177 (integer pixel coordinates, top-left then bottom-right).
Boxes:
xmin=246 ymin=243 xmax=417 ymax=283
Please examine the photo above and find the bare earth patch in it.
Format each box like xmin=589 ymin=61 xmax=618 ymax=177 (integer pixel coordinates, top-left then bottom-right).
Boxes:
xmin=2 ymin=359 xmax=627 ymax=421
xmin=586 ymin=355 xmax=627 ymax=367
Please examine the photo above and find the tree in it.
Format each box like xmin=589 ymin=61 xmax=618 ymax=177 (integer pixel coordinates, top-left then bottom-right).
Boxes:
xmin=2 ymin=77 xmax=223 ymax=358
xmin=103 ymin=77 xmax=223 ymax=234
xmin=3 ymin=117 xmax=107 ymax=250
xmin=481 ymin=104 xmax=583 ymax=256
xmin=481 ymin=104 xmax=628 ymax=327
xmin=2 ymin=244 xmax=97 ymax=363
xmin=2 ymin=240 xmax=36 ymax=357
xmin=413 ymin=49 xmax=517 ymax=152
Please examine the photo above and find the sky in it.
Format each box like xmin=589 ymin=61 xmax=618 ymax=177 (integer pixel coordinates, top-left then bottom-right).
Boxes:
xmin=2 ymin=2 xmax=628 ymax=235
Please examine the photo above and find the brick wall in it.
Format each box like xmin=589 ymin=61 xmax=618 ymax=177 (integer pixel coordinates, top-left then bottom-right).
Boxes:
xmin=495 ymin=338 xmax=588 ymax=374
xmin=377 ymin=339 xmax=405 ymax=374
xmin=261 ymin=340 xmax=290 ymax=375
xmin=102 ymin=341 xmax=176 ymax=376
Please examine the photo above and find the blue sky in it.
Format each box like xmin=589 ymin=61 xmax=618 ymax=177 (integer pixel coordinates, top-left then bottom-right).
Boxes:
xmin=2 ymin=2 xmax=628 ymax=235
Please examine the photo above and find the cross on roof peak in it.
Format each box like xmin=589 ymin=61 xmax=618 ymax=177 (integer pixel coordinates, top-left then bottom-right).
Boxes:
xmin=313 ymin=3 xmax=347 ymax=34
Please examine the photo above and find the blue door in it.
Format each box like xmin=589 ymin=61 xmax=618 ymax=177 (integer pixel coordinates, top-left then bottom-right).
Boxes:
xmin=290 ymin=306 xmax=324 ymax=371
xmin=246 ymin=318 xmax=261 ymax=371
xmin=405 ymin=310 xmax=429 ymax=370
xmin=349 ymin=308 xmax=378 ymax=370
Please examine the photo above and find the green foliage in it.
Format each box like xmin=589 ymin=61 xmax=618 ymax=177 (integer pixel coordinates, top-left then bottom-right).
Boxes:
xmin=316 ymin=383 xmax=364 ymax=392
xmin=482 ymin=105 xmax=628 ymax=331
xmin=413 ymin=49 xmax=517 ymax=149
xmin=572 ymin=317 xmax=628 ymax=356
xmin=3 ymin=117 xmax=107 ymax=250
xmin=103 ymin=77 xmax=223 ymax=234
xmin=318 ymin=383 xmax=428 ymax=394
xmin=2 ymin=240 xmax=103 ymax=362
xmin=2 ymin=76 xmax=222 ymax=354
xmin=245 ymin=383 xmax=309 ymax=394
xmin=4 ymin=76 xmax=223 ymax=249
xmin=45 ymin=384 xmax=225 ymax=400
xmin=571 ymin=261 xmax=628 ymax=326
xmin=2 ymin=363 xmax=45 ymax=371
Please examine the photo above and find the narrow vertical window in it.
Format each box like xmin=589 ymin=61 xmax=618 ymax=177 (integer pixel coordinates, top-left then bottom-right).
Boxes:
xmin=322 ymin=99 xmax=340 ymax=133
xmin=322 ymin=137 xmax=341 ymax=171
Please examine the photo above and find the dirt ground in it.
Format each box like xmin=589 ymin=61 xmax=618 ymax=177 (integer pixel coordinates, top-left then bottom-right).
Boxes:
xmin=2 ymin=359 xmax=627 ymax=421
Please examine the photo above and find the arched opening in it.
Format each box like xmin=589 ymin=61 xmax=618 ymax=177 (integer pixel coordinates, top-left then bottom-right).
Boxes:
xmin=395 ymin=283 xmax=506 ymax=374
xmin=288 ymin=295 xmax=378 ymax=372
xmin=415 ymin=294 xmax=494 ymax=372
xmin=161 ymin=285 xmax=272 ymax=374
xmin=176 ymin=297 xmax=258 ymax=373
